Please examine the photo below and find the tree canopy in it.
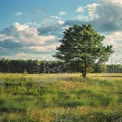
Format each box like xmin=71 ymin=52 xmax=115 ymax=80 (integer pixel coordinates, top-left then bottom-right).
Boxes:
xmin=54 ymin=24 xmax=114 ymax=78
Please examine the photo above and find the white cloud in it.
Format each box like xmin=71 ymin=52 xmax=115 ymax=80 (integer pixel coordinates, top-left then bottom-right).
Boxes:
xmin=90 ymin=0 xmax=122 ymax=32
xmin=59 ymin=11 xmax=67 ymax=16
xmin=0 ymin=22 xmax=61 ymax=59
xmin=0 ymin=22 xmax=57 ymax=48
xmin=104 ymin=31 xmax=122 ymax=64
xmin=19 ymin=34 xmax=56 ymax=45
xmin=86 ymin=0 xmax=122 ymax=21
xmin=103 ymin=0 xmax=122 ymax=6
xmin=0 ymin=34 xmax=12 ymax=41
xmin=76 ymin=7 xmax=84 ymax=13
xmin=14 ymin=22 xmax=29 ymax=31
xmin=28 ymin=43 xmax=60 ymax=52
xmin=85 ymin=3 xmax=100 ymax=19
xmin=16 ymin=12 xmax=23 ymax=16
xmin=105 ymin=31 xmax=122 ymax=47
xmin=56 ymin=20 xmax=65 ymax=25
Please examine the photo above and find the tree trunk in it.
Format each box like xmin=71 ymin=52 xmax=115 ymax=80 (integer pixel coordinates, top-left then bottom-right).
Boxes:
xmin=81 ymin=59 xmax=87 ymax=78
xmin=82 ymin=67 xmax=87 ymax=78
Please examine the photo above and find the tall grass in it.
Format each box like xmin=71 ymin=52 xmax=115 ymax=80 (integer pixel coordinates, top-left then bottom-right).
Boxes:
xmin=0 ymin=73 xmax=122 ymax=121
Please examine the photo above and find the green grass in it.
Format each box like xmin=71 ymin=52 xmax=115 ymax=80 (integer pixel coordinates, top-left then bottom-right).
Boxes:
xmin=0 ymin=73 xmax=122 ymax=122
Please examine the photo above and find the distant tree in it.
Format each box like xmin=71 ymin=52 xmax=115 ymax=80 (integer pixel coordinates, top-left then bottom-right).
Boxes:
xmin=107 ymin=64 xmax=122 ymax=73
xmin=53 ymin=24 xmax=114 ymax=78
xmin=94 ymin=64 xmax=107 ymax=73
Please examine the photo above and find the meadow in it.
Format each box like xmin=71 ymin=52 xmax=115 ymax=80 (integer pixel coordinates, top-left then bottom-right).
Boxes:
xmin=0 ymin=73 xmax=122 ymax=122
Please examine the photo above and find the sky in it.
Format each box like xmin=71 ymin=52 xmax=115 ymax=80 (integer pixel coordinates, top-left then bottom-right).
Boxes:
xmin=0 ymin=0 xmax=122 ymax=64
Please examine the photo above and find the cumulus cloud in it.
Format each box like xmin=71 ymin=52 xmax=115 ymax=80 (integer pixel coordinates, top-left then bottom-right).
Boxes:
xmin=35 ymin=15 xmax=65 ymax=36
xmin=104 ymin=0 xmax=122 ymax=5
xmin=37 ymin=18 xmax=65 ymax=37
xmin=74 ymin=0 xmax=122 ymax=32
xmin=0 ymin=22 xmax=58 ymax=59
xmin=76 ymin=6 xmax=84 ymax=13
xmin=104 ymin=31 xmax=122 ymax=47
xmin=85 ymin=3 xmax=100 ymax=19
xmin=105 ymin=34 xmax=122 ymax=64
xmin=90 ymin=0 xmax=122 ymax=32
xmin=14 ymin=22 xmax=29 ymax=31
xmin=0 ymin=34 xmax=12 ymax=41
xmin=103 ymin=30 xmax=122 ymax=64
xmin=1 ymin=22 xmax=56 ymax=45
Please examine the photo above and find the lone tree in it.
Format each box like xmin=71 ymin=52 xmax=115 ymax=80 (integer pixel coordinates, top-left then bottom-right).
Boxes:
xmin=53 ymin=24 xmax=114 ymax=78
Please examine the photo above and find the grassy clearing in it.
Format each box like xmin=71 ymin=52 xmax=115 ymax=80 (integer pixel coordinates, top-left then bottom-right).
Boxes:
xmin=0 ymin=73 xmax=122 ymax=122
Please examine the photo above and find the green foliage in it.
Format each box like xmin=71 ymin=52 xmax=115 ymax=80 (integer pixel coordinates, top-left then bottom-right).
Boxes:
xmin=94 ymin=64 xmax=107 ymax=73
xmin=87 ymin=66 xmax=94 ymax=73
xmin=54 ymin=24 xmax=114 ymax=77
xmin=1 ymin=58 xmax=122 ymax=74
xmin=107 ymin=64 xmax=122 ymax=73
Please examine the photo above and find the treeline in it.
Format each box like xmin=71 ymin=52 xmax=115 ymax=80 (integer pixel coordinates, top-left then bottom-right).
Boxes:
xmin=0 ymin=58 xmax=122 ymax=73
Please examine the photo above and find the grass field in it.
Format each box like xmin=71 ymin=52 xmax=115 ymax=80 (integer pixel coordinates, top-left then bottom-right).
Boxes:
xmin=0 ymin=73 xmax=122 ymax=122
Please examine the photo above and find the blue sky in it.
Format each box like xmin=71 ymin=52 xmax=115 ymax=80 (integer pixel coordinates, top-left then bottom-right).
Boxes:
xmin=0 ymin=0 xmax=122 ymax=64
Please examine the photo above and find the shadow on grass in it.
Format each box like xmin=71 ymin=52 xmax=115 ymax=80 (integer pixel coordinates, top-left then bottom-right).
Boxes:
xmin=0 ymin=105 xmax=26 ymax=112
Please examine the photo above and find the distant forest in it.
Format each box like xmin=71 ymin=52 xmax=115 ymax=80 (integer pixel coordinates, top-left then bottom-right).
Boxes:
xmin=0 ymin=58 xmax=122 ymax=73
